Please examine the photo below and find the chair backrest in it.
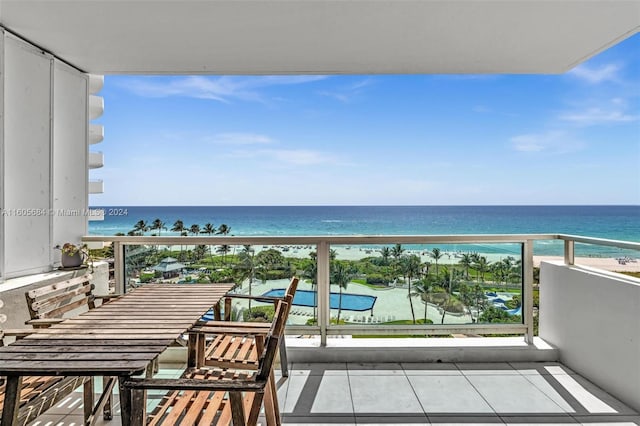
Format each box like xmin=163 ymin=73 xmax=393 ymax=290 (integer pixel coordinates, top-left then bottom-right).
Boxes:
xmin=256 ymin=299 xmax=289 ymax=381
xmin=25 ymin=274 xmax=95 ymax=320
xmin=281 ymin=276 xmax=299 ymax=319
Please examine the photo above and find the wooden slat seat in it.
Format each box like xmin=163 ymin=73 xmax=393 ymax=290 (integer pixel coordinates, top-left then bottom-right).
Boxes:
xmin=124 ymin=300 xmax=289 ymax=426
xmin=192 ymin=277 xmax=299 ymax=377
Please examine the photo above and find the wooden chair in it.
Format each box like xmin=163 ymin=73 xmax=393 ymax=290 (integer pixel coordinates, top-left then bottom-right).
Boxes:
xmin=191 ymin=277 xmax=299 ymax=377
xmin=123 ymin=299 xmax=289 ymax=426
xmin=24 ymin=274 xmax=119 ymax=328
xmin=23 ymin=274 xmax=122 ymax=422
xmin=0 ymin=328 xmax=89 ymax=425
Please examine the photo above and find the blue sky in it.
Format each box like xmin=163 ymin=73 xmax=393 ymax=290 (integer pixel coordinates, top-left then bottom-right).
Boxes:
xmin=91 ymin=33 xmax=639 ymax=206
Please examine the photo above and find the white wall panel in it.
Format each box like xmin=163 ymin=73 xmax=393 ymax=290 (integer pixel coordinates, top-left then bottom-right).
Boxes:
xmin=539 ymin=261 xmax=640 ymax=411
xmin=52 ymin=60 xmax=88 ymax=258
xmin=2 ymin=35 xmax=52 ymax=277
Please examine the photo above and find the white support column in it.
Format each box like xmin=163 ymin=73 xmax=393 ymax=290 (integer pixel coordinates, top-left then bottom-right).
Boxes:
xmin=316 ymin=240 xmax=330 ymax=346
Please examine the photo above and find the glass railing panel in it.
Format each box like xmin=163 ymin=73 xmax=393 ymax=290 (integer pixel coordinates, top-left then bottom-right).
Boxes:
xmin=329 ymin=243 xmax=524 ymax=327
xmin=122 ymin=243 xmax=318 ymax=326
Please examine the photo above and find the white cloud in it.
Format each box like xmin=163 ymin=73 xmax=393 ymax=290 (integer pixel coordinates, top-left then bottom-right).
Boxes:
xmin=318 ymin=78 xmax=374 ymax=103
xmin=225 ymin=148 xmax=338 ymax=166
xmin=266 ymin=149 xmax=336 ymax=165
xmin=568 ymin=63 xmax=621 ymax=84
xmin=118 ymin=75 xmax=328 ymax=103
xmin=510 ymin=131 xmax=583 ymax=154
xmin=209 ymin=133 xmax=274 ymax=145
xmin=559 ymin=107 xmax=638 ymax=125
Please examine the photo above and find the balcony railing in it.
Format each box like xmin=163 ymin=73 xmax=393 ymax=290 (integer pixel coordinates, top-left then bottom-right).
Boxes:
xmin=82 ymin=234 xmax=640 ymax=346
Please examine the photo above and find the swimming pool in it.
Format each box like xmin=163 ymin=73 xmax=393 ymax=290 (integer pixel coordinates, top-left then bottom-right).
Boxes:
xmin=262 ymin=288 xmax=377 ymax=312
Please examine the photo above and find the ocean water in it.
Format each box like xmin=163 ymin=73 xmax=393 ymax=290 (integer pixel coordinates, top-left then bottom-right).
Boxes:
xmin=89 ymin=205 xmax=640 ymax=257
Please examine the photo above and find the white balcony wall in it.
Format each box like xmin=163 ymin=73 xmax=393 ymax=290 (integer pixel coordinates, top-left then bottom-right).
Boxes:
xmin=88 ymin=180 xmax=104 ymax=194
xmin=88 ymin=151 xmax=104 ymax=169
xmin=539 ymin=261 xmax=640 ymax=411
xmin=89 ymin=124 xmax=104 ymax=145
xmin=0 ymin=31 xmax=88 ymax=279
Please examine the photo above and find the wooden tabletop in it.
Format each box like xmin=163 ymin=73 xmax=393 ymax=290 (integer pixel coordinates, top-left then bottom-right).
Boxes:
xmin=0 ymin=283 xmax=234 ymax=376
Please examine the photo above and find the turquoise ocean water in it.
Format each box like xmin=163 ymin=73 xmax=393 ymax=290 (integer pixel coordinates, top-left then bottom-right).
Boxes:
xmin=89 ymin=205 xmax=640 ymax=258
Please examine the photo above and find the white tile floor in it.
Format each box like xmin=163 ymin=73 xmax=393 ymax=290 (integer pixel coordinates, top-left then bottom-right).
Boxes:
xmin=29 ymin=362 xmax=639 ymax=425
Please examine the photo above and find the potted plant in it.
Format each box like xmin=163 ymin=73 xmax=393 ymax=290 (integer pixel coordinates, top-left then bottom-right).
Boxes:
xmin=55 ymin=243 xmax=89 ymax=269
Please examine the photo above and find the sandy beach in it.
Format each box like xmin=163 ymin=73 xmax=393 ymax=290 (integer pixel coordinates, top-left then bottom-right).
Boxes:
xmin=247 ymin=245 xmax=640 ymax=273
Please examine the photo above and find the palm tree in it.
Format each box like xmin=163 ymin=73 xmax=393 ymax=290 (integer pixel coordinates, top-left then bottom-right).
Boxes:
xmin=237 ymin=245 xmax=256 ymax=312
xmin=201 ymin=223 xmax=216 ymax=235
xmin=401 ymin=254 xmax=422 ymax=324
xmin=410 ymin=281 xmax=431 ymax=324
xmin=303 ymin=254 xmax=318 ymax=320
xmin=171 ymin=220 xmax=186 ymax=257
xmin=331 ymin=261 xmax=352 ymax=323
xmin=189 ymin=224 xmax=201 ymax=235
xmin=217 ymin=245 xmax=230 ymax=264
xmin=458 ymin=253 xmax=473 ymax=279
xmin=217 ymin=224 xmax=231 ymax=236
xmin=430 ymin=248 xmax=443 ymax=276
xmin=474 ymin=255 xmax=490 ymax=283
xmin=150 ymin=218 xmax=166 ymax=236
xmin=200 ymin=223 xmax=216 ymax=264
xmin=133 ymin=220 xmax=149 ymax=236
xmin=171 ymin=219 xmax=185 ymax=235
xmin=380 ymin=247 xmax=391 ymax=265
xmin=391 ymin=243 xmax=404 ymax=261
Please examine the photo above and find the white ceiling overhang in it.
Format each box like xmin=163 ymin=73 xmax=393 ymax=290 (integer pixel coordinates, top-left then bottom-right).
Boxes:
xmin=0 ymin=0 xmax=638 ymax=75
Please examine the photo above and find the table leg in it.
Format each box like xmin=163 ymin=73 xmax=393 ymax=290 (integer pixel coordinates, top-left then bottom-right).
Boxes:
xmin=118 ymin=376 xmax=132 ymax=426
xmin=0 ymin=375 xmax=22 ymax=426
xmin=103 ymin=376 xmax=113 ymax=420
xmin=83 ymin=377 xmax=95 ymax=425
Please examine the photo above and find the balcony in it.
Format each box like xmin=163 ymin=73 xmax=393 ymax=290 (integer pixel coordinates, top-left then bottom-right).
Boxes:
xmin=0 ymin=233 xmax=637 ymax=424
xmin=74 ymin=233 xmax=640 ymax=419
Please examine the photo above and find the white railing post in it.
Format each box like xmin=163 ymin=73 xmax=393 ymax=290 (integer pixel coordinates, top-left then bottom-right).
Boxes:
xmin=523 ymin=239 xmax=534 ymax=344
xmin=316 ymin=240 xmax=330 ymax=346
xmin=564 ymin=240 xmax=575 ymax=265
xmin=113 ymin=241 xmax=125 ymax=294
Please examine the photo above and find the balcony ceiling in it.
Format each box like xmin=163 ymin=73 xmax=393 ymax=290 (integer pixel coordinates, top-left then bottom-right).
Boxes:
xmin=0 ymin=0 xmax=638 ymax=75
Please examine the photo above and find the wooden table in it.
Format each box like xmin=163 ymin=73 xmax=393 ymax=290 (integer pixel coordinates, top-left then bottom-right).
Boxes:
xmin=0 ymin=283 xmax=234 ymax=426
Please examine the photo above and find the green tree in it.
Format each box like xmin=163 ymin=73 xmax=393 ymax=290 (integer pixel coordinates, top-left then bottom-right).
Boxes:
xmin=303 ymin=253 xmax=318 ymax=319
xmin=458 ymin=253 xmax=473 ymax=279
xmin=474 ymin=255 xmax=490 ymax=283
xmin=189 ymin=224 xmax=201 ymax=235
xmin=237 ymin=245 xmax=256 ymax=312
xmin=132 ymin=220 xmax=149 ymax=236
xmin=409 ymin=280 xmax=431 ymax=324
xmin=149 ymin=219 xmax=166 ymax=236
xmin=401 ymin=254 xmax=421 ymax=324
xmin=171 ymin=220 xmax=185 ymax=234
xmin=430 ymin=247 xmax=443 ymax=276
xmin=200 ymin=222 xmax=216 ymax=264
xmin=380 ymin=247 xmax=391 ymax=265
xmin=217 ymin=224 xmax=231 ymax=236
xmin=331 ymin=261 xmax=353 ymax=323
xmin=171 ymin=219 xmax=186 ymax=257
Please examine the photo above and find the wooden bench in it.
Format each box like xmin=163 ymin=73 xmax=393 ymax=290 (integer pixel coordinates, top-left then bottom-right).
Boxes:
xmin=123 ymin=300 xmax=289 ymax=426
xmin=24 ymin=274 xmax=119 ymax=328
xmin=22 ymin=274 xmax=121 ymax=423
